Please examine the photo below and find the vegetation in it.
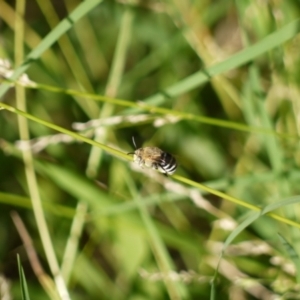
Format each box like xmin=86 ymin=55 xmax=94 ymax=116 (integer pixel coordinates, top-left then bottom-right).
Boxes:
xmin=1 ymin=0 xmax=300 ymax=299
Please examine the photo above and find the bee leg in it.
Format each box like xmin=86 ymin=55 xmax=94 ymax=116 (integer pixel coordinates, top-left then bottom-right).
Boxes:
xmin=152 ymin=163 xmax=158 ymax=170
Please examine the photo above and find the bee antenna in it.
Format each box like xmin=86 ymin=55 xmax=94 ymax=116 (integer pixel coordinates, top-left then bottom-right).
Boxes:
xmin=132 ymin=136 xmax=137 ymax=149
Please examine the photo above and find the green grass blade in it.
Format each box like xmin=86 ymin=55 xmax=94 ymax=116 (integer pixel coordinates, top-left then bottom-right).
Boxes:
xmin=125 ymin=176 xmax=188 ymax=299
xmin=173 ymin=175 xmax=300 ymax=229
xmin=14 ymin=81 xmax=298 ymax=139
xmin=278 ymin=233 xmax=300 ymax=283
xmin=0 ymin=101 xmax=129 ymax=160
xmin=143 ymin=18 xmax=300 ymax=106
xmin=212 ymin=196 xmax=300 ymax=288
xmin=17 ymin=254 xmax=31 ymax=300
xmin=0 ymin=0 xmax=103 ymax=99
xmin=0 ymin=191 xmax=75 ymax=218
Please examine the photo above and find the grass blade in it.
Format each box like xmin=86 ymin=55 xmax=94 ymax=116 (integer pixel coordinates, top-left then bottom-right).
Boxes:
xmin=17 ymin=254 xmax=31 ymax=300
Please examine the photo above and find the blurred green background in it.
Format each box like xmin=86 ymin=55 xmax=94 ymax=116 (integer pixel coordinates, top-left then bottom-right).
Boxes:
xmin=1 ymin=0 xmax=300 ymax=299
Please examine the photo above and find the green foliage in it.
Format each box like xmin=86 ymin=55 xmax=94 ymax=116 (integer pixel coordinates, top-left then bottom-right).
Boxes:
xmin=17 ymin=255 xmax=31 ymax=300
xmin=1 ymin=0 xmax=300 ymax=299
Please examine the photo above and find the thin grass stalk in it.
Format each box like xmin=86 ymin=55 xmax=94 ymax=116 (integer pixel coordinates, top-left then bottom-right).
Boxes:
xmin=35 ymin=0 xmax=99 ymax=118
xmin=126 ymin=176 xmax=186 ymax=300
xmin=1 ymin=100 xmax=299 ymax=229
xmin=0 ymin=0 xmax=103 ymax=100
xmin=86 ymin=7 xmax=134 ymax=177
xmin=14 ymin=1 xmax=70 ymax=299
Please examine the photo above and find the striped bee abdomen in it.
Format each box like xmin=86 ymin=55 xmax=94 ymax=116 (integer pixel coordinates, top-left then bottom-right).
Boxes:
xmin=159 ymin=152 xmax=177 ymax=175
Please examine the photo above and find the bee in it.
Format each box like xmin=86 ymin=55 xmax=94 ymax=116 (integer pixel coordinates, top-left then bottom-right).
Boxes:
xmin=128 ymin=137 xmax=177 ymax=175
